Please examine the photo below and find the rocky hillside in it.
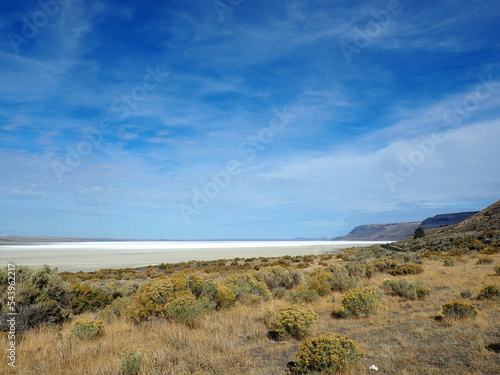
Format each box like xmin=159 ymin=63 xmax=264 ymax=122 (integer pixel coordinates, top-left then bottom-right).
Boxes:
xmin=333 ymin=222 xmax=421 ymax=241
xmin=419 ymin=212 xmax=478 ymax=231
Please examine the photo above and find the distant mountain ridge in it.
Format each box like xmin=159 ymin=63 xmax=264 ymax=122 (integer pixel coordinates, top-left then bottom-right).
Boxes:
xmin=334 ymin=211 xmax=479 ymax=241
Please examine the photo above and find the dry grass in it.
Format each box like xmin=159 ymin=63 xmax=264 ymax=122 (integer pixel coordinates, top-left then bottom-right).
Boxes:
xmin=2 ymin=254 xmax=500 ymax=375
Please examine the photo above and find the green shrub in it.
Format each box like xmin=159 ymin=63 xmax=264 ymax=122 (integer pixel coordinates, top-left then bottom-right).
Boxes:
xmin=460 ymin=289 xmax=474 ymax=298
xmin=389 ymin=263 xmax=424 ymax=276
xmin=165 ymin=291 xmax=205 ymax=327
xmin=327 ymin=267 xmax=359 ymax=292
xmin=69 ymin=282 xmax=113 ymax=314
xmin=495 ymin=266 xmax=500 ymax=275
xmin=223 ymin=273 xmax=272 ymax=303
xmin=257 ymin=266 xmax=302 ymax=290
xmin=290 ymin=333 xmax=364 ymax=374
xmin=382 ymin=280 xmax=430 ymax=300
xmin=345 ymin=263 xmax=367 ymax=279
xmin=443 ymin=258 xmax=456 ymax=267
xmin=288 ymin=285 xmax=320 ymax=304
xmin=0 ymin=265 xmax=70 ymax=333
xmin=70 ymin=319 xmax=104 ymax=340
xmin=212 ymin=284 xmax=236 ymax=309
xmin=307 ymin=269 xmax=333 ymax=296
xmin=340 ymin=288 xmax=381 ymax=318
xmin=268 ymin=305 xmax=318 ymax=340
xmin=477 ymin=285 xmax=500 ymax=300
xmin=476 ymin=257 xmax=494 ymax=265
xmin=442 ymin=301 xmax=478 ymax=320
xmin=416 ymin=286 xmax=433 ymax=300
xmin=120 ymin=350 xmax=143 ymax=375
xmin=99 ymin=297 xmax=134 ymax=322
xmin=370 ymin=258 xmax=400 ymax=274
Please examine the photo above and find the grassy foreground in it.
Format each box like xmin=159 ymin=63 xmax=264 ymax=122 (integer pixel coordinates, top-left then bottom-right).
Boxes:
xmin=2 ymin=249 xmax=500 ymax=375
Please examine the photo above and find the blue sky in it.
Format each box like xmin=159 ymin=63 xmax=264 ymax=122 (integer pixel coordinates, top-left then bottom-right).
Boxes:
xmin=0 ymin=0 xmax=499 ymax=239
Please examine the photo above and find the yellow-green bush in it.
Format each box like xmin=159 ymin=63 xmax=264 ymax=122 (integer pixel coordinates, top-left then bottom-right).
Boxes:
xmin=257 ymin=266 xmax=302 ymax=290
xmin=222 ymin=273 xmax=271 ymax=303
xmin=213 ymin=284 xmax=236 ymax=309
xmin=382 ymin=280 xmax=431 ymax=300
xmin=340 ymin=288 xmax=381 ymax=318
xmin=476 ymin=257 xmax=494 ymax=265
xmin=477 ymin=285 xmax=500 ymax=300
xmin=288 ymin=284 xmax=320 ymax=303
xmin=307 ymin=269 xmax=332 ymax=296
xmin=69 ymin=282 xmax=113 ymax=314
xmin=70 ymin=319 xmax=104 ymax=340
xmin=120 ymin=350 xmax=142 ymax=375
xmin=165 ymin=291 xmax=205 ymax=327
xmin=327 ymin=267 xmax=359 ymax=292
xmin=389 ymin=263 xmax=424 ymax=276
xmin=290 ymin=333 xmax=364 ymax=374
xmin=494 ymin=266 xmax=500 ymax=275
xmin=442 ymin=301 xmax=478 ymax=320
xmin=268 ymin=305 xmax=318 ymax=340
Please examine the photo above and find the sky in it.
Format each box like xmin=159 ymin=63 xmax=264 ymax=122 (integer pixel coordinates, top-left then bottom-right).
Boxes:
xmin=0 ymin=0 xmax=499 ymax=240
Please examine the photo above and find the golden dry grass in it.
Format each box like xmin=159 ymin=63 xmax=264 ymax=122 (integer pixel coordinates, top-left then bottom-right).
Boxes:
xmin=2 ymin=254 xmax=500 ymax=375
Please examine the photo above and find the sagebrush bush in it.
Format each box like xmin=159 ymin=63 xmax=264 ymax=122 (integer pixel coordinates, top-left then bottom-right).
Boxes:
xmin=477 ymin=285 xmax=500 ymax=300
xmin=442 ymin=301 xmax=478 ymax=320
xmin=268 ymin=305 xmax=318 ymax=340
xmin=288 ymin=285 xmax=320 ymax=303
xmin=70 ymin=319 xmax=104 ymax=340
xmin=340 ymin=288 xmax=381 ymax=318
xmin=120 ymin=350 xmax=143 ymax=375
xmin=307 ymin=269 xmax=332 ymax=296
xmin=223 ymin=273 xmax=271 ymax=303
xmin=165 ymin=291 xmax=205 ymax=327
xmin=369 ymin=257 xmax=400 ymax=274
xmin=382 ymin=280 xmax=431 ymax=300
xmin=0 ymin=265 xmax=70 ymax=333
xmin=476 ymin=257 xmax=494 ymax=265
xmin=327 ymin=267 xmax=359 ymax=292
xmin=443 ymin=258 xmax=456 ymax=267
xmin=291 ymin=333 xmax=364 ymax=374
xmin=69 ymin=282 xmax=113 ymax=314
xmin=389 ymin=263 xmax=424 ymax=276
xmin=257 ymin=266 xmax=302 ymax=290
xmin=460 ymin=289 xmax=474 ymax=299
xmin=212 ymin=283 xmax=236 ymax=309
xmin=345 ymin=263 xmax=367 ymax=278
xmin=495 ymin=266 xmax=500 ymax=275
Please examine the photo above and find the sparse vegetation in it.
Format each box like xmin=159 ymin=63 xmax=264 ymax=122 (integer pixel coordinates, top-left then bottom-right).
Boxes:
xmin=442 ymin=301 xmax=478 ymax=320
xmin=477 ymin=285 xmax=500 ymax=300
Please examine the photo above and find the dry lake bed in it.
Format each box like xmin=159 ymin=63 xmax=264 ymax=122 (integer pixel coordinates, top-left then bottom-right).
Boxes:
xmin=0 ymin=241 xmax=386 ymax=272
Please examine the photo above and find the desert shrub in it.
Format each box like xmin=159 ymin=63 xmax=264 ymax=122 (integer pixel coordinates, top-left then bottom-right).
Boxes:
xmin=99 ymin=297 xmax=134 ymax=322
xmin=257 ymin=266 xmax=302 ymax=290
xmin=272 ymin=287 xmax=287 ymax=298
xmin=476 ymin=257 xmax=494 ymax=265
xmin=416 ymin=286 xmax=433 ymax=300
xmin=165 ymin=291 xmax=205 ymax=327
xmin=290 ymin=333 xmax=363 ymax=374
xmin=340 ymin=288 xmax=381 ymax=318
xmin=268 ymin=305 xmax=318 ymax=340
xmin=477 ymin=285 xmax=500 ymax=300
xmin=382 ymin=280 xmax=430 ymax=300
xmin=443 ymin=258 xmax=456 ymax=267
xmin=223 ymin=273 xmax=271 ymax=302
xmin=70 ymin=319 xmax=104 ymax=340
xmin=369 ymin=257 xmax=400 ymax=274
xmin=212 ymin=284 xmax=236 ymax=309
xmin=288 ymin=285 xmax=320 ymax=303
xmin=307 ymin=269 xmax=332 ymax=296
xmin=460 ymin=289 xmax=474 ymax=298
xmin=442 ymin=301 xmax=478 ymax=320
xmin=120 ymin=350 xmax=143 ymax=375
xmin=389 ymin=263 xmax=424 ymax=276
xmin=327 ymin=267 xmax=359 ymax=292
xmin=69 ymin=282 xmax=113 ymax=314
xmin=0 ymin=265 xmax=70 ymax=333
xmin=345 ymin=263 xmax=367 ymax=279
xmin=125 ymin=278 xmax=187 ymax=323
xmin=495 ymin=266 xmax=500 ymax=275
xmin=185 ymin=275 xmax=205 ymax=298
